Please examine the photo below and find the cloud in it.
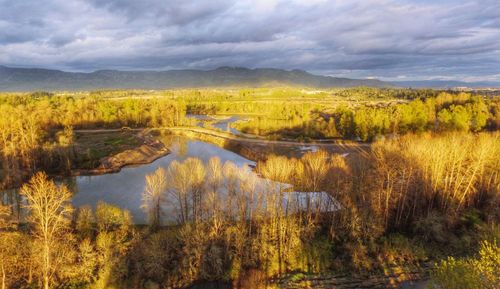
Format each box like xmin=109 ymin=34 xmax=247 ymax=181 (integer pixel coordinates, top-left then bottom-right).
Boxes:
xmin=0 ymin=0 xmax=499 ymax=81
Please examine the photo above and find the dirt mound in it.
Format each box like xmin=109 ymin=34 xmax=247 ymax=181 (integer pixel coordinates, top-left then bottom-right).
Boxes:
xmin=73 ymin=134 xmax=169 ymax=175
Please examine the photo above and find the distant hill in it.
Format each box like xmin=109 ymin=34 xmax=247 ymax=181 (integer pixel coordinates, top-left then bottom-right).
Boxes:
xmin=0 ymin=66 xmax=391 ymax=91
xmin=392 ymin=80 xmax=500 ymax=89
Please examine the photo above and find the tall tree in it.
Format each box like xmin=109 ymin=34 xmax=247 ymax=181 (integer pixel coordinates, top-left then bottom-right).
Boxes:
xmin=21 ymin=172 xmax=73 ymax=289
xmin=142 ymin=167 xmax=168 ymax=229
xmin=259 ymin=155 xmax=295 ymax=276
xmin=206 ymin=157 xmax=224 ymax=235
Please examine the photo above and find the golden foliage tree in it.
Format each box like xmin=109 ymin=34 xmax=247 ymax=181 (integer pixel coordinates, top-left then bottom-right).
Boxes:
xmin=20 ymin=172 xmax=73 ymax=289
xmin=142 ymin=167 xmax=168 ymax=229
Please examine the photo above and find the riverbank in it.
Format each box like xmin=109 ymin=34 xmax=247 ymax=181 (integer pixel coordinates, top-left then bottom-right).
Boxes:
xmin=70 ymin=126 xmax=369 ymax=177
xmin=165 ymin=127 xmax=369 ymax=160
xmin=72 ymin=130 xmax=169 ymax=176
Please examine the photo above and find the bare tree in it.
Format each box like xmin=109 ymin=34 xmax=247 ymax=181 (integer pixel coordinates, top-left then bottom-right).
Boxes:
xmin=185 ymin=158 xmax=206 ymax=223
xmin=223 ymin=161 xmax=240 ymax=220
xmin=206 ymin=157 xmax=224 ymax=236
xmin=142 ymin=167 xmax=168 ymax=229
xmin=258 ymin=155 xmax=295 ymax=276
xmin=20 ymin=172 xmax=73 ymax=289
xmin=301 ymin=150 xmax=331 ymax=232
xmin=167 ymin=158 xmax=205 ymax=224
xmin=237 ymin=166 xmax=259 ymax=233
xmin=207 ymin=157 xmax=223 ymax=194
xmin=302 ymin=150 xmax=330 ymax=193
xmin=167 ymin=160 xmax=190 ymax=224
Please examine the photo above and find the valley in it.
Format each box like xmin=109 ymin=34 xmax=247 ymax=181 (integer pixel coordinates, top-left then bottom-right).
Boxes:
xmin=0 ymin=87 xmax=498 ymax=289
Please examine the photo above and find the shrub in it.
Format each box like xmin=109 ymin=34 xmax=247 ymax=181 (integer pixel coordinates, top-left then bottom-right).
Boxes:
xmin=429 ymin=240 xmax=499 ymax=289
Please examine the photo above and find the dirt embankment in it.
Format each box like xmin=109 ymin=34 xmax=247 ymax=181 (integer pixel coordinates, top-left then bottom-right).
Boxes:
xmin=167 ymin=128 xmax=269 ymax=161
xmin=167 ymin=127 xmax=368 ymax=161
xmin=72 ymin=130 xmax=169 ymax=176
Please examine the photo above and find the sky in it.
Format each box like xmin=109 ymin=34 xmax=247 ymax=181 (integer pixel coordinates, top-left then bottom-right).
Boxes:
xmin=0 ymin=0 xmax=499 ymax=81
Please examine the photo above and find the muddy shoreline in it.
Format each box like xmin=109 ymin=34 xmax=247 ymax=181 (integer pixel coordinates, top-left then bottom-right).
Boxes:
xmin=71 ymin=130 xmax=170 ymax=176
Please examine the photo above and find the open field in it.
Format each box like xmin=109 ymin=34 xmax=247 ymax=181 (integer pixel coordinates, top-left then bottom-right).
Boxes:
xmin=72 ymin=130 xmax=169 ymax=175
xmin=73 ymin=131 xmax=143 ymax=169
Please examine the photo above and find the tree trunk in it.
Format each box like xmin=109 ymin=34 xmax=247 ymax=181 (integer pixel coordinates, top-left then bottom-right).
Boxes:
xmin=44 ymin=241 xmax=50 ymax=289
xmin=1 ymin=262 xmax=6 ymax=289
xmin=28 ymin=261 xmax=32 ymax=284
xmin=277 ymin=188 xmax=283 ymax=277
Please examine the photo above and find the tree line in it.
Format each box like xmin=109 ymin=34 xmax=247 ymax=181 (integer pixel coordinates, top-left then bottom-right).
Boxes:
xmin=0 ymin=94 xmax=187 ymax=190
xmin=235 ymin=92 xmax=500 ymax=141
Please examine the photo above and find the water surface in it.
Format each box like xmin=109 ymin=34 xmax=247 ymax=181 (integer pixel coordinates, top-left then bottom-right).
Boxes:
xmin=1 ymin=133 xmax=339 ymax=224
xmin=187 ymin=114 xmax=244 ymax=135
xmin=72 ymin=135 xmax=256 ymax=223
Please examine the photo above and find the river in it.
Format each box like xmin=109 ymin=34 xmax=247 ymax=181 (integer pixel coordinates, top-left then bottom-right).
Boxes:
xmin=2 ymin=129 xmax=341 ymax=224
xmin=187 ymin=114 xmax=244 ymax=135
xmin=71 ymin=135 xmax=257 ymax=224
xmin=0 ymin=135 xmax=258 ymax=224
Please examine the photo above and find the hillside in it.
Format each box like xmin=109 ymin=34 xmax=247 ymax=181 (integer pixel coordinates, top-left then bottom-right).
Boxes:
xmin=0 ymin=66 xmax=390 ymax=91
xmin=392 ymin=80 xmax=500 ymax=89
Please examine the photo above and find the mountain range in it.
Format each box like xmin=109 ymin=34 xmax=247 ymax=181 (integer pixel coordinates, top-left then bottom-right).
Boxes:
xmin=0 ymin=66 xmax=390 ymax=91
xmin=0 ymin=65 xmax=498 ymax=91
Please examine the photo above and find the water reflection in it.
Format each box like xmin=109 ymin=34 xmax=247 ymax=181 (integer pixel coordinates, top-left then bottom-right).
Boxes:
xmin=71 ymin=135 xmax=256 ymax=224
xmin=186 ymin=114 xmax=244 ymax=135
xmin=2 ymin=134 xmax=340 ymax=225
xmin=211 ymin=116 xmax=242 ymax=135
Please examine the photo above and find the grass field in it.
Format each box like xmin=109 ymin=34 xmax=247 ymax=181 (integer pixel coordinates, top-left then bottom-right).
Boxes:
xmin=74 ymin=131 xmax=142 ymax=169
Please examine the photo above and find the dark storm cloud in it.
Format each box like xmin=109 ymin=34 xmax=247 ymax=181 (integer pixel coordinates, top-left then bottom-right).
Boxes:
xmin=0 ymin=0 xmax=499 ymax=81
xmin=86 ymin=0 xmax=234 ymax=26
